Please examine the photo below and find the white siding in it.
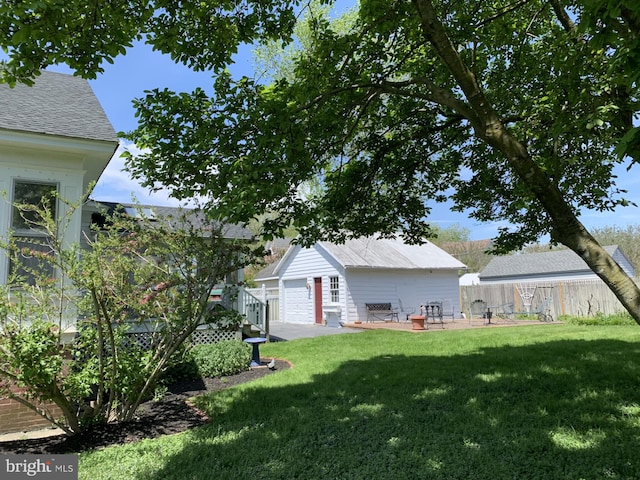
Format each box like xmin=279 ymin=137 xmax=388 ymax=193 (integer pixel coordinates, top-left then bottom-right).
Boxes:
xmin=345 ymin=269 xmax=461 ymax=322
xmin=0 ymin=158 xmax=85 ymax=284
xmin=0 ymin=131 xmax=114 ymax=285
xmin=278 ymin=245 xmax=345 ymax=324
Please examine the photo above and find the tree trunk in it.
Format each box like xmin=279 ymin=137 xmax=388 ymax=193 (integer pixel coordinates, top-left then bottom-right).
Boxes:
xmin=412 ymin=0 xmax=640 ymax=324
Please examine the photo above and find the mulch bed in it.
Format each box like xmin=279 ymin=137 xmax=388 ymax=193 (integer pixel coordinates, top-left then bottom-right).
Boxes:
xmin=0 ymin=359 xmax=289 ymax=455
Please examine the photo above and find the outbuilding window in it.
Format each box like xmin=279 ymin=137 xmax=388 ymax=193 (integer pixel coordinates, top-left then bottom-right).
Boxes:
xmin=329 ymin=276 xmax=339 ymax=303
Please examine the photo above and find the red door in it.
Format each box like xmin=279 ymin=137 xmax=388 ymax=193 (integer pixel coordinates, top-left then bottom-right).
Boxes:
xmin=314 ymin=277 xmax=323 ymax=324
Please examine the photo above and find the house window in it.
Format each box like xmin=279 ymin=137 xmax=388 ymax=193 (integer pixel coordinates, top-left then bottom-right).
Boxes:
xmin=10 ymin=180 xmax=58 ymax=285
xmin=329 ymin=276 xmax=339 ymax=303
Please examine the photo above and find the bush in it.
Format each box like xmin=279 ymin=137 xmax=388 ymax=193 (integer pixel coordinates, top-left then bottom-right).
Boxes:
xmin=190 ymin=340 xmax=252 ymax=378
xmin=160 ymin=347 xmax=200 ymax=385
xmin=558 ymin=312 xmax=636 ymax=326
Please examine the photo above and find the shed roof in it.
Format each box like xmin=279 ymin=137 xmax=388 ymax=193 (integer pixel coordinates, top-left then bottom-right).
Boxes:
xmin=0 ymin=70 xmax=118 ymax=143
xmin=318 ymin=237 xmax=467 ymax=270
xmin=256 ymin=236 xmax=467 ymax=280
xmin=479 ymin=245 xmax=628 ymax=280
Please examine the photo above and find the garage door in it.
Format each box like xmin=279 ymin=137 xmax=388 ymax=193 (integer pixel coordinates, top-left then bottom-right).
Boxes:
xmin=283 ymin=279 xmax=310 ymax=324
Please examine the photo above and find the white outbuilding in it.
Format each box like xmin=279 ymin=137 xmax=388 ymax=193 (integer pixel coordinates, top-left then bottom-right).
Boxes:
xmin=255 ymin=236 xmax=466 ymax=326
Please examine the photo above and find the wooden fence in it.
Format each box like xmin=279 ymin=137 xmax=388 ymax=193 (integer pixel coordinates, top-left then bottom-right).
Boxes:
xmin=460 ymin=278 xmax=640 ymax=320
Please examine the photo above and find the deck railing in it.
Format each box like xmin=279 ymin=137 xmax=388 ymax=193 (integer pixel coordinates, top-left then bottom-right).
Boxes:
xmin=239 ymin=287 xmax=269 ymax=339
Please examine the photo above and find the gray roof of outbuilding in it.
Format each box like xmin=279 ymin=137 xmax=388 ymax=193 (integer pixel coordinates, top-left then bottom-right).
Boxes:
xmin=0 ymin=70 xmax=118 ymax=142
xmin=319 ymin=236 xmax=467 ymax=270
xmin=479 ymin=245 xmax=623 ymax=279
xmin=255 ymin=236 xmax=467 ymax=280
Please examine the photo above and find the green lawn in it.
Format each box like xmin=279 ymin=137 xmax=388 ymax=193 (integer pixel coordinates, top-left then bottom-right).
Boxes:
xmin=80 ymin=325 xmax=640 ymax=479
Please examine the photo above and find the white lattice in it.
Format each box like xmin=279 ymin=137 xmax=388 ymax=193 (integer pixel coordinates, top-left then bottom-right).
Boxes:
xmin=191 ymin=328 xmax=240 ymax=344
xmin=124 ymin=328 xmax=240 ymax=350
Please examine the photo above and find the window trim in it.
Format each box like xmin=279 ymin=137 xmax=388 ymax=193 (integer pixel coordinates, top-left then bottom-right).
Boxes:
xmin=9 ymin=179 xmax=59 ymax=285
xmin=329 ymin=275 xmax=340 ymax=303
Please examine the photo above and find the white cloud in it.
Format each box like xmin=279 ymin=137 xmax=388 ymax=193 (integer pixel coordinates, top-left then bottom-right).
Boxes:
xmin=91 ymin=141 xmax=190 ymax=207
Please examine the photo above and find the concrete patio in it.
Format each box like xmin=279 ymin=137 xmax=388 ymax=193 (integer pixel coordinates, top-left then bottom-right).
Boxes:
xmin=268 ymin=317 xmax=557 ymax=341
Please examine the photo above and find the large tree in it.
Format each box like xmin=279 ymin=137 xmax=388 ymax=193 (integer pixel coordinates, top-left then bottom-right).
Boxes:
xmin=2 ymin=0 xmax=640 ymax=321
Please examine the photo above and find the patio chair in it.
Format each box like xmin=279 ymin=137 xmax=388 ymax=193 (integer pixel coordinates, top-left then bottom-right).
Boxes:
xmin=440 ymin=298 xmax=456 ymax=322
xmin=508 ymin=297 xmax=554 ymax=322
xmin=398 ymin=298 xmax=416 ymax=322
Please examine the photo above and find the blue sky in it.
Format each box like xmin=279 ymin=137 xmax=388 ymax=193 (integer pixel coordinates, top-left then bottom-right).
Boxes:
xmin=47 ymin=39 xmax=639 ymax=242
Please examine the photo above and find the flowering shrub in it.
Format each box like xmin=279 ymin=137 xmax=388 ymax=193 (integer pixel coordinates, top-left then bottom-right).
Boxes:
xmin=0 ymin=197 xmax=258 ymax=435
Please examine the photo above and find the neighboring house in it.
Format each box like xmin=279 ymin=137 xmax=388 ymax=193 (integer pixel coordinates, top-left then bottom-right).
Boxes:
xmin=0 ymin=71 xmax=119 ymax=288
xmin=0 ymin=72 xmax=253 ymax=292
xmin=264 ymin=237 xmax=292 ymax=257
xmin=253 ymin=260 xmax=280 ymax=290
xmin=84 ymin=201 xmax=253 ymax=243
xmin=0 ymin=70 xmax=119 ymax=436
xmin=479 ymin=245 xmax=635 ymax=284
xmin=255 ymin=236 xmax=467 ymax=325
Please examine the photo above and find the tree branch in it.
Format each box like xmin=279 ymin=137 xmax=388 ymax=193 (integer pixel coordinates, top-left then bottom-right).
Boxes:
xmin=474 ymin=0 xmax=535 ymax=28
xmin=410 ymin=0 xmax=500 ymax=138
xmin=378 ymin=78 xmax=478 ymax=121
xmin=549 ymin=0 xmax=577 ymax=34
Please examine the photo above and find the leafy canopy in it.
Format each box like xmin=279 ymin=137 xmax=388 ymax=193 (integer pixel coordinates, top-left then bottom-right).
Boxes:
xmin=1 ymin=0 xmax=638 ymax=253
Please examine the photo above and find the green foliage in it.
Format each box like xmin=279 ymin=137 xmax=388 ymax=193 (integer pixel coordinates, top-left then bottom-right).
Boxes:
xmin=559 ymin=312 xmax=637 ymax=326
xmin=116 ymin=0 xmax=636 ymax=250
xmin=2 ymin=1 xmax=640 ymax=319
xmin=0 ymin=0 xmax=297 ymax=85
xmin=189 ymin=340 xmax=252 ymax=378
xmin=0 ymin=320 xmax=63 ymax=396
xmin=3 ymin=0 xmax=638 ymax=248
xmin=159 ymin=351 xmax=200 ymax=385
xmin=429 ymin=223 xmax=471 ymax=244
xmin=0 ymin=195 xmax=257 ymax=434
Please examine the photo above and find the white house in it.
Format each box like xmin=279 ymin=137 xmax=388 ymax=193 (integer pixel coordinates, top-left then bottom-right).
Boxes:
xmin=479 ymin=245 xmax=635 ymax=284
xmin=256 ymin=236 xmax=467 ymax=326
xmin=0 ymin=71 xmax=254 ymax=320
xmin=0 ymin=71 xmax=119 ymax=285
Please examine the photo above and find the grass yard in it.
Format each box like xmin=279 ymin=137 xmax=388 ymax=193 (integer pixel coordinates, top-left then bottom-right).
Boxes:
xmin=79 ymin=325 xmax=640 ymax=479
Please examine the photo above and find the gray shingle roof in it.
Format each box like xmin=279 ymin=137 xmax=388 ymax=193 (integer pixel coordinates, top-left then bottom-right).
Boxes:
xmin=254 ymin=261 xmax=279 ymax=281
xmin=0 ymin=70 xmax=117 ymax=142
xmin=319 ymin=237 xmax=467 ymax=270
xmin=255 ymin=236 xmax=467 ymax=280
xmin=479 ymin=245 xmax=625 ymax=280
xmin=90 ymin=201 xmax=254 ymax=240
